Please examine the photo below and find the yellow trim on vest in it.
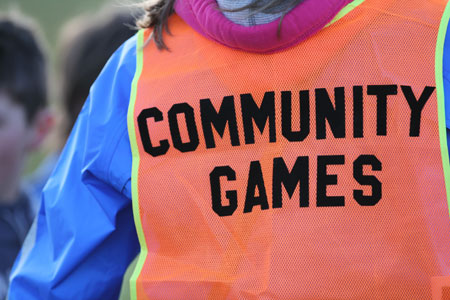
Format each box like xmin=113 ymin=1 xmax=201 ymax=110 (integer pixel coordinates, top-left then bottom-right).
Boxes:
xmin=119 ymin=255 xmax=138 ymax=300
xmin=127 ymin=29 xmax=147 ymax=300
xmin=326 ymin=0 xmax=365 ymax=27
xmin=436 ymin=1 xmax=450 ymax=215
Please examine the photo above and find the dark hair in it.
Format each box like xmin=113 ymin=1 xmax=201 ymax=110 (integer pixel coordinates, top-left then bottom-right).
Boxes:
xmin=0 ymin=13 xmax=47 ymax=123
xmin=137 ymin=0 xmax=303 ymax=50
xmin=58 ymin=8 xmax=137 ymax=139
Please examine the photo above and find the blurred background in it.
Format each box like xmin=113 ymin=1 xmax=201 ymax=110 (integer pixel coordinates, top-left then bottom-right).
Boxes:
xmin=0 ymin=0 xmax=139 ymax=171
xmin=1 ymin=0 xmax=120 ymax=55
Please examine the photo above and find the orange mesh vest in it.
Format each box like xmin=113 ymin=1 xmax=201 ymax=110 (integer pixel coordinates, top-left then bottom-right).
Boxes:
xmin=128 ymin=0 xmax=450 ymax=298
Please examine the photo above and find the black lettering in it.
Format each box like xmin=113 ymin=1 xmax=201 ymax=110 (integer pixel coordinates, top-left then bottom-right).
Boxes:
xmin=273 ymin=156 xmax=309 ymax=208
xmin=137 ymin=108 xmax=170 ymax=157
xmin=401 ymin=85 xmax=435 ymax=137
xmin=315 ymin=87 xmax=346 ymax=139
xmin=244 ymin=161 xmax=269 ymax=213
xmin=281 ymin=90 xmax=310 ymax=142
xmin=168 ymin=103 xmax=199 ymax=153
xmin=210 ymin=166 xmax=237 ymax=217
xmin=367 ymin=85 xmax=397 ymax=136
xmin=200 ymin=96 xmax=240 ymax=148
xmin=317 ymin=155 xmax=345 ymax=207
xmin=241 ymin=92 xmax=276 ymax=144
xmin=353 ymin=86 xmax=364 ymax=138
xmin=353 ymin=155 xmax=382 ymax=206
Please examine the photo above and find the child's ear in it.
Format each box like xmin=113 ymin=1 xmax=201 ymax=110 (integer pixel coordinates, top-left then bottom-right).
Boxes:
xmin=26 ymin=109 xmax=54 ymax=151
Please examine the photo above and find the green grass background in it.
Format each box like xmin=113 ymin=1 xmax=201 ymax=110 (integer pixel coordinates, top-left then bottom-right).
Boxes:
xmin=0 ymin=0 xmax=118 ymax=49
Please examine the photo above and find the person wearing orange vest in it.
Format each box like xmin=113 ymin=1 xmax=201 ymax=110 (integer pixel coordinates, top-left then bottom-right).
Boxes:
xmin=7 ymin=0 xmax=450 ymax=299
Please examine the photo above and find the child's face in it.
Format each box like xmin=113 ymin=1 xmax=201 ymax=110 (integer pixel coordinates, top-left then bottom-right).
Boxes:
xmin=0 ymin=91 xmax=33 ymax=201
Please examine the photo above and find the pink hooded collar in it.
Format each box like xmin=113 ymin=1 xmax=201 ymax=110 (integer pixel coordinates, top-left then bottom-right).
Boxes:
xmin=174 ymin=0 xmax=352 ymax=53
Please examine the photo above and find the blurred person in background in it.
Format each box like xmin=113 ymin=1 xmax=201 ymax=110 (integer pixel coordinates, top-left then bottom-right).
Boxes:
xmin=24 ymin=7 xmax=138 ymax=201
xmin=0 ymin=13 xmax=51 ymax=299
xmin=59 ymin=7 xmax=139 ymax=144
xmin=7 ymin=0 xmax=450 ymax=299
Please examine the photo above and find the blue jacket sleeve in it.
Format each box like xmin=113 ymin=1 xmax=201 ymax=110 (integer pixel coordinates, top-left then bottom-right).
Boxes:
xmin=7 ymin=36 xmax=139 ymax=300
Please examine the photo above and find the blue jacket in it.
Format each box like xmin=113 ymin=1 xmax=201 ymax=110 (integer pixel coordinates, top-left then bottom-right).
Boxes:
xmin=8 ymin=10 xmax=450 ymax=300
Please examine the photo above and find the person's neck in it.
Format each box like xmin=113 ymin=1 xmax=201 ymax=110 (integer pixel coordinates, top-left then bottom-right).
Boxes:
xmin=0 ymin=179 xmax=21 ymax=205
xmin=0 ymin=190 xmax=21 ymax=205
